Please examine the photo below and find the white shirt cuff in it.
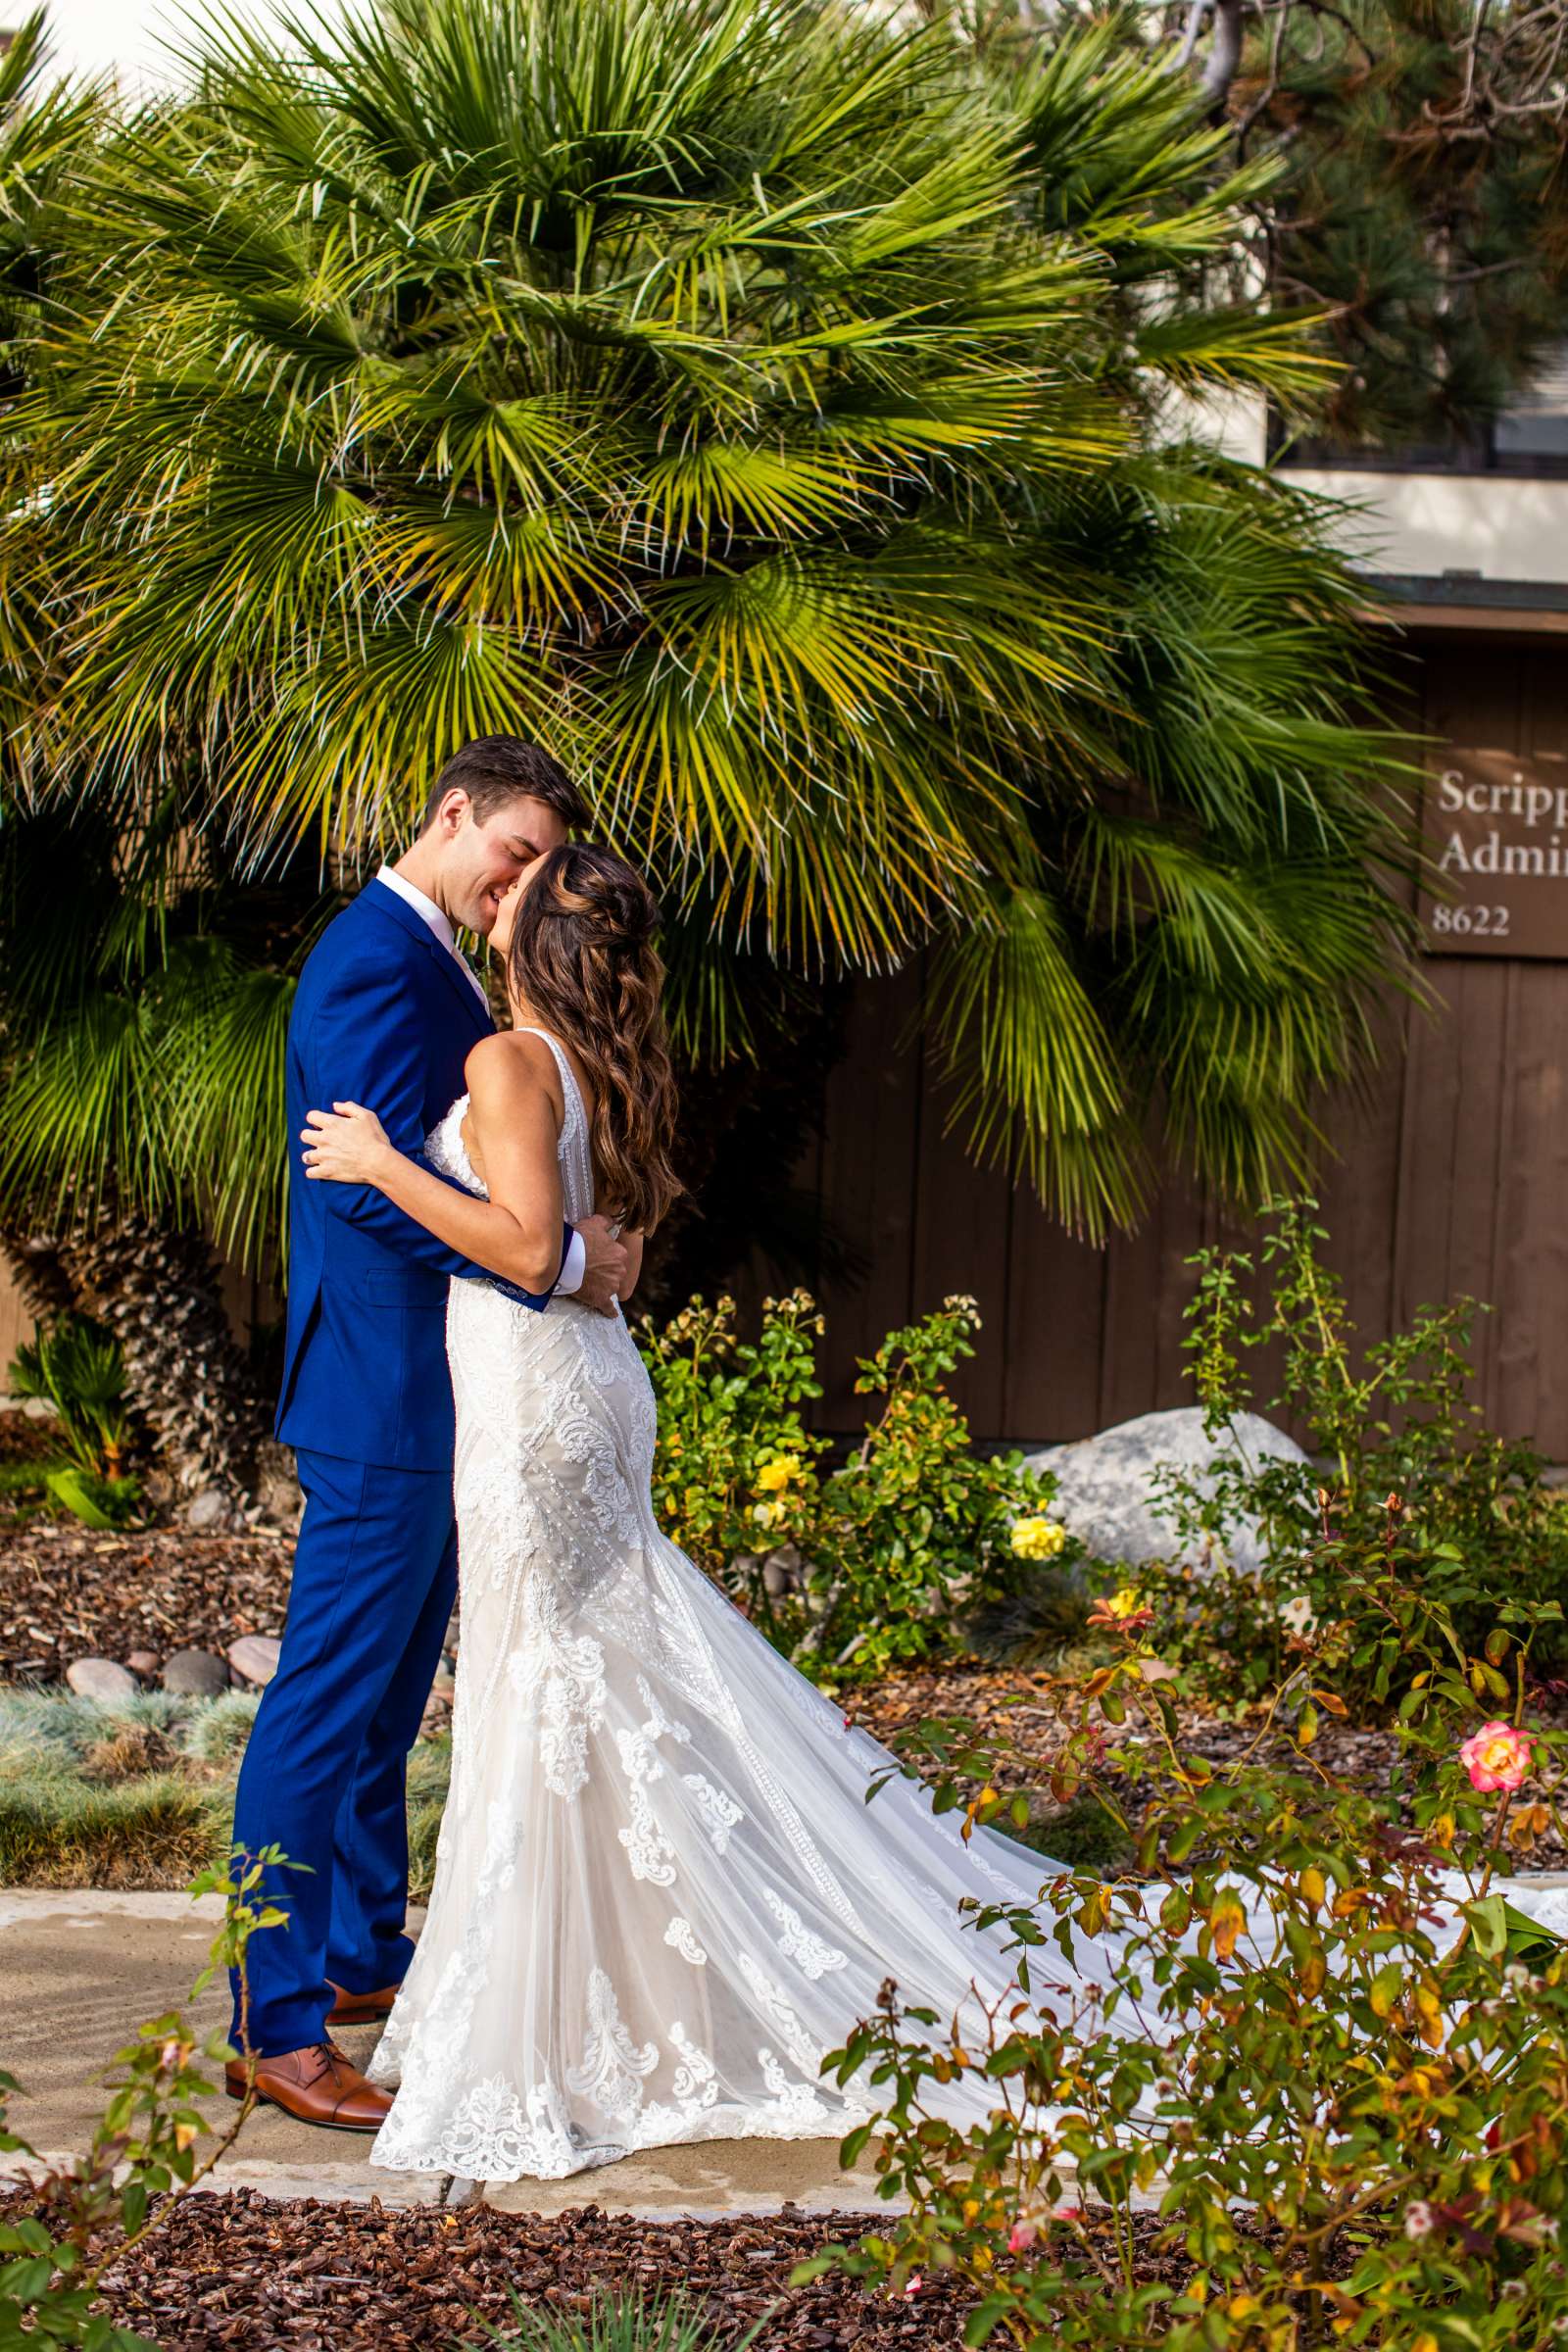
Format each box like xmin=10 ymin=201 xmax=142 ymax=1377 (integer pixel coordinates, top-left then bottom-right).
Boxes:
xmin=554 ymin=1228 xmax=586 ymax=1298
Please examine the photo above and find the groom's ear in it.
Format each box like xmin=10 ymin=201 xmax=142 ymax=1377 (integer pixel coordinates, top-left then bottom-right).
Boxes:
xmin=421 ymin=785 xmax=472 ymax=840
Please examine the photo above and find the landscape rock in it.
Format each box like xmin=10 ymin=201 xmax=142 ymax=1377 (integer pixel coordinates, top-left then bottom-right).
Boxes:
xmin=125 ymin=1650 xmax=162 ymax=1680
xmin=226 ymin=1634 xmax=282 ymax=1688
xmin=21 ymin=1396 xmax=59 ymax=1422
xmin=761 ymin=1544 xmax=806 ymax=1598
xmin=1024 ymin=1405 xmax=1309 ymax=1577
xmin=65 ymin=1655 xmax=139 ymax=1703
xmin=161 ymin=1646 xmax=230 ymax=1696
xmin=184 ymin=1488 xmax=233 ymax=1533
xmin=256 ymin=1473 xmax=302 ymax=1528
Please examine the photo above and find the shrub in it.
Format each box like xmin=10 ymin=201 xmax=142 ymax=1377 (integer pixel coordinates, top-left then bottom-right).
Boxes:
xmin=9 ymin=1318 xmax=131 ymax=1485
xmin=1 ymin=1847 xmax=289 ymax=2348
xmin=799 ymin=1493 xmax=1568 ymax=2346
xmin=639 ymin=1292 xmax=1071 ymax=1686
xmin=1143 ymin=1197 xmax=1568 ymax=1708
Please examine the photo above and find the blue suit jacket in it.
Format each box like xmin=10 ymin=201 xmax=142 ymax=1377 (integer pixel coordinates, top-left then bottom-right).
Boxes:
xmin=275 ymin=879 xmax=566 ymax=1472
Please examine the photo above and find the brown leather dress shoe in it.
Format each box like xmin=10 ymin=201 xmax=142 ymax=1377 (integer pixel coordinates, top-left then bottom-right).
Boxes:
xmin=224 ymin=2042 xmax=393 ymax=2132
xmin=325 ymin=1979 xmax=400 ymax=2026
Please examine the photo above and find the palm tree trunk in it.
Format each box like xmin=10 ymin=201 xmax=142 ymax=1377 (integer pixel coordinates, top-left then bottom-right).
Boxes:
xmin=0 ymin=1215 xmax=75 ymax=1328
xmin=55 ymin=1204 xmax=281 ymax=1512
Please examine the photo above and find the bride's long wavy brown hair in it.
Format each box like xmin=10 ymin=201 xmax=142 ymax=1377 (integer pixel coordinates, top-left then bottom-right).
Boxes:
xmin=505 ymin=843 xmax=683 ymax=1234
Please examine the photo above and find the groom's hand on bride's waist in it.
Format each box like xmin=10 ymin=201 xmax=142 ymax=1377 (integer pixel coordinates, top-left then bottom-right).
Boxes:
xmin=575 ymin=1215 xmax=629 ymax=1317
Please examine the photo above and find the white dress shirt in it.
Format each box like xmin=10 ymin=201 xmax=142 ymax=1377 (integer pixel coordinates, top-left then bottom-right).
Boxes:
xmin=375 ymin=865 xmax=585 ymax=1298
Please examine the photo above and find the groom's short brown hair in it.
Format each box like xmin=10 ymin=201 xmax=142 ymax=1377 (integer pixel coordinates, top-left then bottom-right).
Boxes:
xmin=420 ymin=736 xmax=589 ymax=833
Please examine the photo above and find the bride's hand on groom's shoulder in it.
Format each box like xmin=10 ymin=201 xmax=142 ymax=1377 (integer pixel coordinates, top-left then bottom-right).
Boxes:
xmin=301 ymin=1101 xmax=396 ymax=1186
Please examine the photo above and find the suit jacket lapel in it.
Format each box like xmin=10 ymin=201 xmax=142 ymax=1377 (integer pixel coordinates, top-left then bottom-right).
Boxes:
xmin=361 ymin=879 xmax=494 ymax=1038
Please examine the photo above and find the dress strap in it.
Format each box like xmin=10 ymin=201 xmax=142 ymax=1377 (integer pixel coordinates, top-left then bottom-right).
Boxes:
xmin=513 ymin=1025 xmax=575 ymax=1099
xmin=513 ymin=1026 xmax=595 ymax=1215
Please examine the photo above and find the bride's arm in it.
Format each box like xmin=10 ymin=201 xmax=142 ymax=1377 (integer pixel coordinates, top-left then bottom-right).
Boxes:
xmin=301 ymin=1037 xmax=566 ymax=1295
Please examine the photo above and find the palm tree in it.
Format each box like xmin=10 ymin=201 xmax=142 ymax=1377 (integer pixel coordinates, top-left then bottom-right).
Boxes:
xmin=0 ymin=18 xmax=300 ymax=1506
xmin=0 ymin=799 xmax=316 ymax=1505
xmin=14 ymin=0 xmax=1417 ymax=1294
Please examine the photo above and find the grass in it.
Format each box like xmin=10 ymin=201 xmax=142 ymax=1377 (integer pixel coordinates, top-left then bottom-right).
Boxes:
xmin=466 ymin=2286 xmax=759 ymax=2351
xmin=0 ymin=1684 xmax=455 ymax=1892
xmin=0 ymin=1455 xmax=63 ymax=1494
xmin=0 ymin=1769 xmax=229 ymax=1886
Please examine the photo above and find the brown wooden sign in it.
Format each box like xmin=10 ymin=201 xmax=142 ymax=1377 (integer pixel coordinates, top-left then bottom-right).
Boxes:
xmin=1419 ymin=747 xmax=1568 ymax=958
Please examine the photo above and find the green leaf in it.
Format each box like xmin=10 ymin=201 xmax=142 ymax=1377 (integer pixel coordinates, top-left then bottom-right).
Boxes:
xmin=1466 ymin=1894 xmax=1508 ymax=1960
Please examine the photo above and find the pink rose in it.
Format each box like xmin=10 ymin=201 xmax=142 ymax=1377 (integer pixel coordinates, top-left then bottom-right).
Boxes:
xmin=1459 ymin=1721 xmax=1534 ymax=1793
xmin=1008 ymin=2220 xmax=1037 ymax=2253
xmin=903 ymin=2274 xmax=922 ymax=2297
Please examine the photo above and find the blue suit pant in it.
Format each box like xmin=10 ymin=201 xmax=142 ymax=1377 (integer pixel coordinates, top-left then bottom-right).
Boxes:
xmin=228 ymin=1448 xmax=457 ymax=2056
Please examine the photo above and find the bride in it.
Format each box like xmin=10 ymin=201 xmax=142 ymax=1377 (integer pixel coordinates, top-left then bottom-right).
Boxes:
xmin=299 ymin=842 xmax=1128 ymax=2183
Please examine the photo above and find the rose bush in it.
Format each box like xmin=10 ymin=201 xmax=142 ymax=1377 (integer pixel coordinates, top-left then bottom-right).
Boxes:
xmin=1134 ymin=1198 xmax=1568 ymax=1710
xmin=798 ymin=1493 xmax=1568 ymax=2346
xmin=639 ymin=1292 xmax=1070 ymax=1686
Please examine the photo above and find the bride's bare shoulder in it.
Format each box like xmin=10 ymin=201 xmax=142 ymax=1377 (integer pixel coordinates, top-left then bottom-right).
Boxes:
xmin=464 ymin=1029 xmax=563 ymax=1112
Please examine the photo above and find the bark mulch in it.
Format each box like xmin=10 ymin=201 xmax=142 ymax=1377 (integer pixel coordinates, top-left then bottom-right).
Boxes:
xmin=0 ymin=1527 xmax=293 ymax=1682
xmin=0 ymin=1411 xmax=60 ymax=1473
xmin=3 ymin=2183 xmax=1370 ymax=2350
xmin=93 ymin=2193 xmax=988 ymax=2348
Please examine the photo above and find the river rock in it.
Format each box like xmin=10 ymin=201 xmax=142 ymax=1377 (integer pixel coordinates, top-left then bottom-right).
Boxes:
xmin=227 ymin=1635 xmax=282 ymax=1688
xmin=184 ymin=1488 xmax=232 ymax=1533
xmin=256 ymin=1473 xmax=302 ymax=1528
xmin=66 ymin=1656 xmax=139 ymax=1703
xmin=761 ymin=1544 xmax=806 ymax=1598
xmin=22 ymin=1396 xmax=58 ymax=1422
xmin=162 ymin=1646 xmax=230 ymax=1696
xmin=125 ymin=1650 xmax=162 ymax=1680
xmin=1024 ymin=1406 xmax=1309 ymax=1576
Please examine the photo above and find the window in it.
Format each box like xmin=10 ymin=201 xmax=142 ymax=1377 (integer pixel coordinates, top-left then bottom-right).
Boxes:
xmin=1273 ymin=343 xmax=1568 ymax=479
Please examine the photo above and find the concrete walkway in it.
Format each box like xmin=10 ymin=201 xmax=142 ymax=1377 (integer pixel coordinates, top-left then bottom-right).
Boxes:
xmin=0 ymin=1890 xmax=892 ymax=2218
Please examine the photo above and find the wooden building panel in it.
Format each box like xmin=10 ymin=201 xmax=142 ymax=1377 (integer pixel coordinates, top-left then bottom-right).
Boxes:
xmin=1492 ymin=963 xmax=1568 ymax=1448
xmin=1000 ymin=1200 xmax=1106 ymax=1445
xmin=908 ymin=1054 xmax=1012 ymax=1442
xmin=812 ymin=960 xmax=922 ymax=1424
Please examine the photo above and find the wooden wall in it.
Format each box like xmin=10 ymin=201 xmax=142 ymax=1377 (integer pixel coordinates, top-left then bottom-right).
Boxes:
xmin=752 ymin=630 xmax=1568 ymax=1457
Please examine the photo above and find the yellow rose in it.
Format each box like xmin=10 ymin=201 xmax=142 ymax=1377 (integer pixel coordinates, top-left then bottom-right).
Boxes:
xmin=1010 ymin=1514 xmax=1067 ymax=1561
xmin=756 ymin=1453 xmax=803 ymax=1494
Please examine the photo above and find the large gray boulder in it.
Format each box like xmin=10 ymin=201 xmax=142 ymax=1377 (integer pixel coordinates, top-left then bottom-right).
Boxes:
xmin=1023 ymin=1406 xmax=1309 ymax=1577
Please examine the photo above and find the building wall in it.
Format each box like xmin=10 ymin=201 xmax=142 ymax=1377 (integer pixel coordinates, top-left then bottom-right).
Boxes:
xmin=1288 ymin=468 xmax=1568 ymax=588
xmin=754 ymin=629 xmax=1568 ymax=1456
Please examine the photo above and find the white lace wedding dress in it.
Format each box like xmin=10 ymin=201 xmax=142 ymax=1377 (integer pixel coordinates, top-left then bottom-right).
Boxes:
xmin=366 ymin=1030 xmax=1109 ymax=2182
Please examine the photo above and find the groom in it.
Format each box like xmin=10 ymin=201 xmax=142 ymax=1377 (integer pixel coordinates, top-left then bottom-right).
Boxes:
xmin=226 ymin=737 xmax=628 ymax=2131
